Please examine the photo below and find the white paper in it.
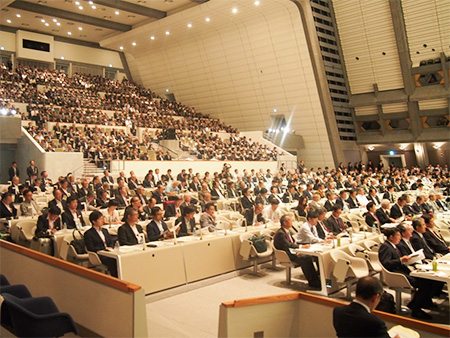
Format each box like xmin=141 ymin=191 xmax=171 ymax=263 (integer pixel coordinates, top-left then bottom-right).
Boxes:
xmin=388 ymin=325 xmax=419 ymax=338
xmin=406 ymin=249 xmax=425 ymax=265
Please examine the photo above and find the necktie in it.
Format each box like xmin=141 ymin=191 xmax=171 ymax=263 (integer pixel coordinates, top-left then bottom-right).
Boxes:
xmin=372 ymin=213 xmax=379 ymax=223
xmin=286 ymin=231 xmax=293 ymax=243
xmin=320 ymin=221 xmax=329 ymax=233
xmin=336 ymin=217 xmax=345 ymax=230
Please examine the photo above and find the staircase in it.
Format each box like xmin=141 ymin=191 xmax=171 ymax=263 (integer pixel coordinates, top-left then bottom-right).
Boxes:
xmin=82 ymin=159 xmax=104 ymax=179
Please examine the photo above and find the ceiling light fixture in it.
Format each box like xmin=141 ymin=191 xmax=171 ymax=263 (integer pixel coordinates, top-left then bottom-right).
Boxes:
xmin=132 ymin=42 xmax=136 ymax=46
xmin=255 ymin=1 xmax=260 ymax=5
xmin=6 ymin=19 xmax=11 ymax=23
xmin=205 ymin=17 xmax=210 ymax=22
xmin=0 ymin=47 xmax=4 ymax=50
xmin=367 ymin=146 xmax=375 ymax=151
xmin=67 ymin=31 xmax=72 ymax=35
xmin=150 ymin=36 xmax=155 ymax=40
xmin=16 ymin=14 xmax=21 ymax=18
xmin=61 ymin=56 xmax=64 ymax=60
xmin=165 ymin=30 xmax=170 ymax=35
xmin=79 ymin=6 xmax=83 ymax=10
xmin=41 ymin=19 xmax=45 ymax=22
xmin=45 ymin=22 xmax=49 ymax=26
xmin=56 ymin=22 xmax=61 ymax=26
xmin=92 ymin=5 xmax=96 ymax=9
xmin=115 ymin=11 xmax=119 ymax=15
xmin=232 ymin=8 xmax=238 ymax=13
xmin=75 ymin=1 xmax=80 ymax=5
xmin=78 ymin=26 xmax=82 ymax=30
xmin=53 ymin=18 xmax=57 ymax=22
xmin=187 ymin=23 xmax=192 ymax=28
xmin=119 ymin=46 xmax=124 ymax=50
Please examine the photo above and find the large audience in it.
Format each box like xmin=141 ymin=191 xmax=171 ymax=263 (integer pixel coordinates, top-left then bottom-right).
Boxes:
xmin=2 ymin=64 xmax=288 ymax=162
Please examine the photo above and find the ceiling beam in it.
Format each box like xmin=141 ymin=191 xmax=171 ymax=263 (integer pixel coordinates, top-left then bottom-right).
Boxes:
xmin=0 ymin=0 xmax=16 ymax=10
xmin=8 ymin=0 xmax=131 ymax=32
xmin=92 ymin=0 xmax=166 ymax=19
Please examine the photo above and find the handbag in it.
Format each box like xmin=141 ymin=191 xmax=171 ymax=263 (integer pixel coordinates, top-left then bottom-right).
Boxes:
xmin=249 ymin=235 xmax=267 ymax=253
xmin=70 ymin=229 xmax=87 ymax=254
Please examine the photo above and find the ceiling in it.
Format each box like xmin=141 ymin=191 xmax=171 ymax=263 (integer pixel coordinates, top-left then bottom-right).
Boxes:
xmin=0 ymin=0 xmax=206 ymax=44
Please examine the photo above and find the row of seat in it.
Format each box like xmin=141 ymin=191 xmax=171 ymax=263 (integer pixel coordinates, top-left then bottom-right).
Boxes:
xmin=0 ymin=275 xmax=78 ymax=337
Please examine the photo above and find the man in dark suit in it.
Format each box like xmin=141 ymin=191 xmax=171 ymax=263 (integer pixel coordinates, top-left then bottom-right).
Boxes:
xmin=48 ymin=189 xmax=67 ymax=213
xmin=397 ymin=224 xmax=415 ymax=257
xmin=84 ymin=210 xmax=117 ymax=277
xmin=367 ymin=188 xmax=380 ymax=206
xmin=411 ymin=196 xmax=426 ymax=214
xmin=240 ymin=188 xmax=254 ymax=211
xmin=333 ymin=277 xmax=389 ymax=338
xmin=335 ymin=190 xmax=348 ymax=210
xmin=101 ymin=170 xmax=114 ymax=185
xmin=62 ymin=196 xmax=86 ymax=229
xmin=378 ymin=228 xmax=433 ymax=319
xmin=323 ymin=192 xmax=336 ymax=212
xmin=273 ymin=215 xmax=320 ymax=289
xmin=410 ymin=218 xmax=436 ymax=260
xmin=375 ymin=200 xmax=394 ymax=225
xmin=390 ymin=195 xmax=408 ymax=220
xmin=0 ymin=193 xmax=17 ymax=218
xmin=117 ymin=209 xmax=145 ymax=245
xmin=422 ymin=214 xmax=449 ymax=255
xmin=164 ymin=196 xmax=182 ymax=219
xmin=325 ymin=205 xmax=346 ymax=235
xmin=26 ymin=160 xmax=39 ymax=180
xmin=244 ymin=203 xmax=265 ymax=226
xmin=189 ymin=177 xmax=202 ymax=192
xmin=34 ymin=206 xmax=61 ymax=237
xmin=364 ymin=202 xmax=381 ymax=227
xmin=8 ymin=162 xmax=19 ymax=181
xmin=7 ymin=176 xmax=23 ymax=204
xmin=152 ymin=185 xmax=166 ymax=204
xmin=382 ymin=185 xmax=395 ymax=203
xmin=176 ymin=206 xmax=197 ymax=237
xmin=115 ymin=186 xmax=129 ymax=209
xmin=147 ymin=207 xmax=171 ymax=241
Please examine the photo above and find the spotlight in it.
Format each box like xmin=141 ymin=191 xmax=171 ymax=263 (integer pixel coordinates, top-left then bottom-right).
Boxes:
xmin=389 ymin=150 xmax=395 ymax=156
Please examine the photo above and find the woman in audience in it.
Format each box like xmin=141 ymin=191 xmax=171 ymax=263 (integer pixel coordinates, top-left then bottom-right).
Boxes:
xmin=101 ymin=200 xmax=121 ymax=225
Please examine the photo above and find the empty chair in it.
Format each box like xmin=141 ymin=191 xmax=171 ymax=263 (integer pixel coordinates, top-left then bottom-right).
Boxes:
xmin=347 ymin=244 xmax=382 ymax=275
xmin=10 ymin=221 xmax=36 ymax=247
xmin=362 ymin=239 xmax=380 ymax=252
xmin=330 ymin=250 xmax=369 ymax=299
xmin=60 ymin=234 xmax=89 ymax=266
xmin=239 ymin=233 xmax=273 ymax=274
xmin=1 ymin=293 xmax=78 ymax=337
xmin=273 ymin=247 xmax=296 ymax=284
xmin=88 ymin=252 xmax=109 ymax=274
xmin=381 ymin=265 xmax=414 ymax=313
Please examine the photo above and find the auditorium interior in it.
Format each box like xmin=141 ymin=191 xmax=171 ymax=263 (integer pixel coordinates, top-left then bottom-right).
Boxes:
xmin=0 ymin=0 xmax=449 ymax=337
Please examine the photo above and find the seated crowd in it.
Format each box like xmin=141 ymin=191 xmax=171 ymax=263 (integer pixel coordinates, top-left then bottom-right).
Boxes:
xmin=1 ymin=64 xmax=283 ymax=161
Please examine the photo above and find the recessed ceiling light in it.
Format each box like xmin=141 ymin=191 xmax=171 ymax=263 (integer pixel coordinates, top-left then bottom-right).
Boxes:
xmin=166 ymin=88 xmax=169 ymax=92
xmin=78 ymin=5 xmax=83 ymax=10
xmin=132 ymin=42 xmax=136 ymax=46
xmin=273 ymin=108 xmax=277 ymax=112
xmin=41 ymin=19 xmax=45 ymax=23
xmin=187 ymin=23 xmax=192 ymax=28
xmin=61 ymin=56 xmax=64 ymax=60
xmin=67 ymin=31 xmax=72 ymax=35
xmin=92 ymin=5 xmax=96 ymax=9
xmin=88 ymin=1 xmax=93 ymax=4
xmin=56 ymin=22 xmax=61 ymax=26
xmin=53 ymin=18 xmax=57 ymax=22
xmin=254 ymin=0 xmax=260 ymax=5
xmin=45 ymin=23 xmax=49 ymax=26
xmin=109 ymin=64 xmax=112 ymax=67
xmin=205 ymin=17 xmax=210 ymax=22
xmin=16 ymin=14 xmax=21 ymax=18
xmin=115 ymin=11 xmax=119 ymax=15
xmin=165 ymin=30 xmax=170 ymax=35
xmin=6 ymin=19 xmax=11 ymax=23
xmin=78 ymin=26 xmax=82 ymax=30
xmin=0 ymin=47 xmax=4 ymax=50
xmin=119 ymin=46 xmax=123 ymax=50
xmin=232 ymin=8 xmax=238 ymax=13
xmin=150 ymin=36 xmax=155 ymax=40
xmin=75 ymin=1 xmax=80 ymax=5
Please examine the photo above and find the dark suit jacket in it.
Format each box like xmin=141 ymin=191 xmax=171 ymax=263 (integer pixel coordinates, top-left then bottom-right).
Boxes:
xmin=48 ymin=199 xmax=68 ymax=213
xmin=335 ymin=197 xmax=345 ymax=208
xmin=62 ymin=209 xmax=86 ymax=229
xmin=96 ymin=198 xmax=109 ymax=209
xmin=423 ymin=229 xmax=449 ymax=255
xmin=325 ymin=216 xmax=345 ymax=235
xmin=115 ymin=195 xmax=128 ymax=208
xmin=240 ymin=195 xmax=254 ymax=210
xmin=397 ymin=238 xmax=414 ymax=257
xmin=367 ymin=195 xmax=380 ymax=205
xmin=324 ymin=200 xmax=334 ymax=212
xmin=152 ymin=191 xmax=164 ymax=204
xmin=364 ymin=212 xmax=380 ymax=227
xmin=403 ymin=204 xmax=416 ymax=217
xmin=164 ymin=203 xmax=178 ymax=218
xmin=26 ymin=165 xmax=38 ymax=178
xmin=390 ymin=204 xmax=404 ymax=219
xmin=375 ymin=208 xmax=391 ymax=225
xmin=7 ymin=185 xmax=23 ymax=203
xmin=8 ymin=167 xmax=19 ymax=181
xmin=0 ymin=202 xmax=17 ymax=218
xmin=117 ymin=222 xmax=144 ymax=246
xmin=383 ymin=191 xmax=394 ymax=203
xmin=189 ymin=182 xmax=201 ymax=192
xmin=35 ymin=213 xmax=61 ymax=237
xmin=379 ymin=241 xmax=411 ymax=277
xmin=102 ymin=176 xmax=114 ymax=184
xmin=175 ymin=216 xmax=196 ymax=237
xmin=273 ymin=227 xmax=299 ymax=264
xmin=128 ymin=180 xmax=139 ymax=191
xmin=282 ymin=192 xmax=293 ymax=204
xmin=346 ymin=197 xmax=359 ymax=209
xmin=333 ymin=302 xmax=389 ymax=338
xmin=146 ymin=220 xmax=168 ymax=241
xmin=210 ymin=188 xmax=221 ymax=201
xmin=244 ymin=208 xmax=265 ymax=226
xmin=411 ymin=231 xmax=435 ymax=259
xmin=316 ymin=221 xmax=330 ymax=239
xmin=411 ymin=202 xmax=424 ymax=214
xmin=84 ymin=227 xmax=114 ymax=252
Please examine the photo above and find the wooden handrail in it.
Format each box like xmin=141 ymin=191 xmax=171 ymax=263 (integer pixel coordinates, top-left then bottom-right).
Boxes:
xmin=221 ymin=291 xmax=450 ymax=337
xmin=0 ymin=240 xmax=141 ymax=293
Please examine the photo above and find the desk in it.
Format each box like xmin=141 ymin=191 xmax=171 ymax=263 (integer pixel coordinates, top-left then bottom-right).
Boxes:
xmin=411 ymin=254 xmax=450 ymax=286
xmin=294 ymin=233 xmax=383 ymax=296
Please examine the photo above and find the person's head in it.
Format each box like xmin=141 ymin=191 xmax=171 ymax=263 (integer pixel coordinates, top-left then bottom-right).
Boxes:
xmin=151 ymin=206 xmax=164 ymax=222
xmin=307 ymin=209 xmax=319 ymax=226
xmin=397 ymin=195 xmax=407 ymax=207
xmin=380 ymin=199 xmax=390 ymax=209
xmin=147 ymin=197 xmax=157 ymax=209
xmin=316 ymin=207 xmax=327 ymax=221
xmin=412 ymin=218 xmax=426 ymax=234
xmin=183 ymin=206 xmax=196 ymax=220
xmin=259 ymin=188 xmax=267 ymax=196
xmin=270 ymin=200 xmax=279 ymax=210
xmin=428 ymin=193 xmax=436 ymax=201
xmin=326 ymin=191 xmax=335 ymax=200
xmin=89 ymin=210 xmax=105 ymax=228
xmin=366 ymin=201 xmax=376 ymax=213
xmin=255 ymin=203 xmax=264 ymax=214
xmin=124 ymin=208 xmax=139 ymax=224
xmin=280 ymin=215 xmax=292 ymax=229
xmin=339 ymin=190 xmax=348 ymax=200
xmin=173 ymin=196 xmax=182 ymax=207
xmin=30 ymin=160 xmax=35 ymax=166
xmin=157 ymin=184 xmax=165 ymax=193
xmin=1 ymin=192 xmax=13 ymax=205
xmin=368 ymin=188 xmax=377 ymax=196
xmin=204 ymin=202 xmax=216 ymax=215
xmin=349 ymin=189 xmax=357 ymax=198
xmin=23 ymin=189 xmax=33 ymax=201
xmin=421 ymin=213 xmax=435 ymax=229
xmin=312 ymin=193 xmax=320 ymax=202
xmin=357 ymin=187 xmax=365 ymax=195
xmin=66 ymin=196 xmax=78 ymax=210
xmin=397 ymin=223 xmax=412 ymax=240
xmin=331 ymin=204 xmax=342 ymax=217
xmin=204 ymin=192 xmax=212 ymax=202
xmin=385 ymin=227 xmax=401 ymax=245
xmin=12 ymin=176 xmax=19 ymax=186
xmin=243 ymin=188 xmax=251 ymax=196
xmin=355 ymin=277 xmax=384 ymax=312
xmin=119 ymin=186 xmax=127 ymax=196
xmin=130 ymin=196 xmax=142 ymax=209
xmin=11 ymin=161 xmax=17 ymax=168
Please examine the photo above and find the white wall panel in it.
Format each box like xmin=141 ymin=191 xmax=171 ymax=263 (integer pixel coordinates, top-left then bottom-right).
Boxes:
xmin=402 ymin=0 xmax=450 ymax=67
xmin=333 ymin=0 xmax=403 ymax=94
xmin=418 ymin=99 xmax=448 ymax=110
xmin=354 ymin=106 xmax=378 ymax=116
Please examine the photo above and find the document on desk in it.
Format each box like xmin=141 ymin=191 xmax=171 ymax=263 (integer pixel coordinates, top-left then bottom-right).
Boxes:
xmin=388 ymin=325 xmax=419 ymax=338
xmin=406 ymin=249 xmax=425 ymax=265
